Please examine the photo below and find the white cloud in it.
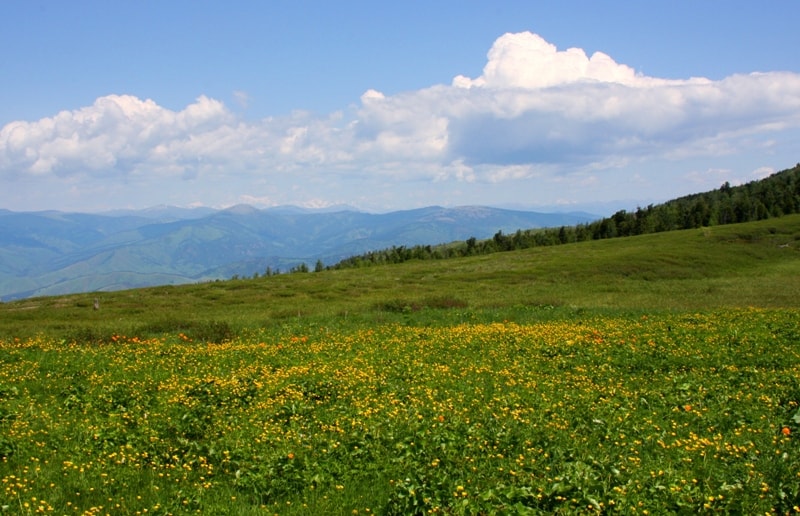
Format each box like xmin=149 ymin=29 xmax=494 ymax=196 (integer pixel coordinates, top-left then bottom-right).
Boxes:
xmin=1 ymin=31 xmax=799 ymax=211
xmin=683 ymin=167 xmax=733 ymax=186
xmin=0 ymin=94 xmax=239 ymax=180
xmin=452 ymin=32 xmax=641 ymax=89
xmin=355 ymin=88 xmax=450 ymax=159
xmin=751 ymin=166 xmax=775 ymax=180
xmin=233 ymin=90 xmax=250 ymax=109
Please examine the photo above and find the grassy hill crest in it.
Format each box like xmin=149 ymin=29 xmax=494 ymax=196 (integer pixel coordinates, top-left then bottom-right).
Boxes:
xmin=1 ymin=214 xmax=797 ymax=341
xmin=0 ymin=206 xmax=594 ymax=300
xmin=0 ymin=214 xmax=798 ymax=514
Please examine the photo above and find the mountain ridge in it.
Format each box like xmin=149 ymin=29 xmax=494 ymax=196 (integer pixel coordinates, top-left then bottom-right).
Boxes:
xmin=0 ymin=205 xmax=597 ymax=300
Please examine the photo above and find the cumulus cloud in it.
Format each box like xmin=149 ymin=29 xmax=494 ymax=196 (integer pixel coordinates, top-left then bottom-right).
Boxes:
xmin=0 ymin=94 xmax=237 ymax=179
xmin=2 ymin=31 xmax=800 ymax=211
xmin=452 ymin=32 xmax=642 ymax=89
xmin=343 ymin=33 xmax=800 ymax=185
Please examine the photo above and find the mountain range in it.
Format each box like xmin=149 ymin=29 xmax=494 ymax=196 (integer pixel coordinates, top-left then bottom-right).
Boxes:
xmin=0 ymin=205 xmax=597 ymax=300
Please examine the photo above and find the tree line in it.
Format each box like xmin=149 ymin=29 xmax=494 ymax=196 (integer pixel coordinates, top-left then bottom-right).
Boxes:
xmin=327 ymin=163 xmax=800 ymax=270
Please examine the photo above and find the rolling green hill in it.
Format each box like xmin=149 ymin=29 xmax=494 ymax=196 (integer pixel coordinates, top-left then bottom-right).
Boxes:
xmin=331 ymin=163 xmax=800 ymax=268
xmin=1 ymin=214 xmax=797 ymax=340
xmin=1 ymin=214 xmax=799 ymax=515
xmin=0 ymin=206 xmax=594 ymax=300
xmin=2 ymin=163 xmax=796 ymax=302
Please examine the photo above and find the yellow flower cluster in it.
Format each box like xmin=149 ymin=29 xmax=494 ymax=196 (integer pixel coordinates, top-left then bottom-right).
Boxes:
xmin=0 ymin=308 xmax=796 ymax=513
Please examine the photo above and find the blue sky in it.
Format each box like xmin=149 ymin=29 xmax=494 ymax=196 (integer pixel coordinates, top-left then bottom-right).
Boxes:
xmin=2 ymin=1 xmax=799 ymax=214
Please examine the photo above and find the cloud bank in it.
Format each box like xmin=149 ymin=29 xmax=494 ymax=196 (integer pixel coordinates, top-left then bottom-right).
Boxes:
xmin=2 ymin=31 xmax=799 ymax=211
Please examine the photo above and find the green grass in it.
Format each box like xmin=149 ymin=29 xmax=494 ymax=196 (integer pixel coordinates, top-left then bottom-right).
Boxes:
xmin=0 ymin=216 xmax=798 ymax=514
xmin=1 ymin=310 xmax=799 ymax=514
xmin=1 ymin=215 xmax=798 ymax=341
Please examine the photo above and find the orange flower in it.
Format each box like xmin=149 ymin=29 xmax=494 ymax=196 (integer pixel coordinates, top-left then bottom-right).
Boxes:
xmin=781 ymin=427 xmax=791 ymax=436
xmin=438 ymin=415 xmax=445 ymax=423
xmin=683 ymin=405 xmax=692 ymax=412
xmin=287 ymin=453 xmax=295 ymax=459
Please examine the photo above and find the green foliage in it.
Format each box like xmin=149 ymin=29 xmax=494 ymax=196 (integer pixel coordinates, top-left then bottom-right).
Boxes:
xmin=1 ymin=310 xmax=798 ymax=513
xmin=376 ymin=296 xmax=468 ymax=314
xmin=0 ymin=177 xmax=798 ymax=514
xmin=332 ymin=163 xmax=800 ymax=269
xmin=291 ymin=262 xmax=310 ymax=273
xmin=190 ymin=320 xmax=235 ymax=343
xmin=62 ymin=325 xmax=117 ymax=345
xmin=0 ymin=385 xmax=18 ymax=459
xmin=0 ymin=214 xmax=798 ymax=340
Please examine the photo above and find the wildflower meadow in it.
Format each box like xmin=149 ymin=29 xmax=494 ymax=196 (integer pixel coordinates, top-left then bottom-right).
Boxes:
xmin=1 ymin=308 xmax=798 ymax=514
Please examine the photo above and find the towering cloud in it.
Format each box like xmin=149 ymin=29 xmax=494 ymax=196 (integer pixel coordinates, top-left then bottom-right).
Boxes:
xmin=452 ymin=32 xmax=641 ymax=89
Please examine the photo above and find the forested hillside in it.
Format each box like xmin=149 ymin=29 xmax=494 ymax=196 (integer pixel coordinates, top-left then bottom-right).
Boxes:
xmin=0 ymin=206 xmax=593 ymax=300
xmin=332 ymin=163 xmax=800 ymax=268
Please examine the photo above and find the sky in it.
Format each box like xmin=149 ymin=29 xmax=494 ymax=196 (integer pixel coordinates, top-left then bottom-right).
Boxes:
xmin=2 ymin=1 xmax=799 ymax=215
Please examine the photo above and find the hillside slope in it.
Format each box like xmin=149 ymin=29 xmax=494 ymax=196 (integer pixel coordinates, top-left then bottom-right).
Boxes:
xmin=0 ymin=206 xmax=593 ymax=300
xmin=1 ymin=215 xmax=797 ymax=340
xmin=331 ymin=164 xmax=800 ymax=269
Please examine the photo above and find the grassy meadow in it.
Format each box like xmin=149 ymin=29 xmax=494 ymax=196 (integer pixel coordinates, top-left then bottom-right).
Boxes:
xmin=0 ymin=216 xmax=799 ymax=514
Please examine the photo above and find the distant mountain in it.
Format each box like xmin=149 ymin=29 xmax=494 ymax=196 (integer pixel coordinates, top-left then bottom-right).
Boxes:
xmin=100 ymin=205 xmax=217 ymax=220
xmin=0 ymin=205 xmax=597 ymax=300
xmin=264 ymin=204 xmax=364 ymax=214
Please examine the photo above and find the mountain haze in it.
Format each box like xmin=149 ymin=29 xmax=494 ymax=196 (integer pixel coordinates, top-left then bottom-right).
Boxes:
xmin=0 ymin=205 xmax=595 ymax=300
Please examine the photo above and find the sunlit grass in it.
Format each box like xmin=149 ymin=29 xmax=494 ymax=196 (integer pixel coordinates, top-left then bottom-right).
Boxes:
xmin=1 ymin=215 xmax=799 ymax=341
xmin=0 ymin=309 xmax=798 ymax=514
xmin=0 ymin=216 xmax=798 ymax=513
